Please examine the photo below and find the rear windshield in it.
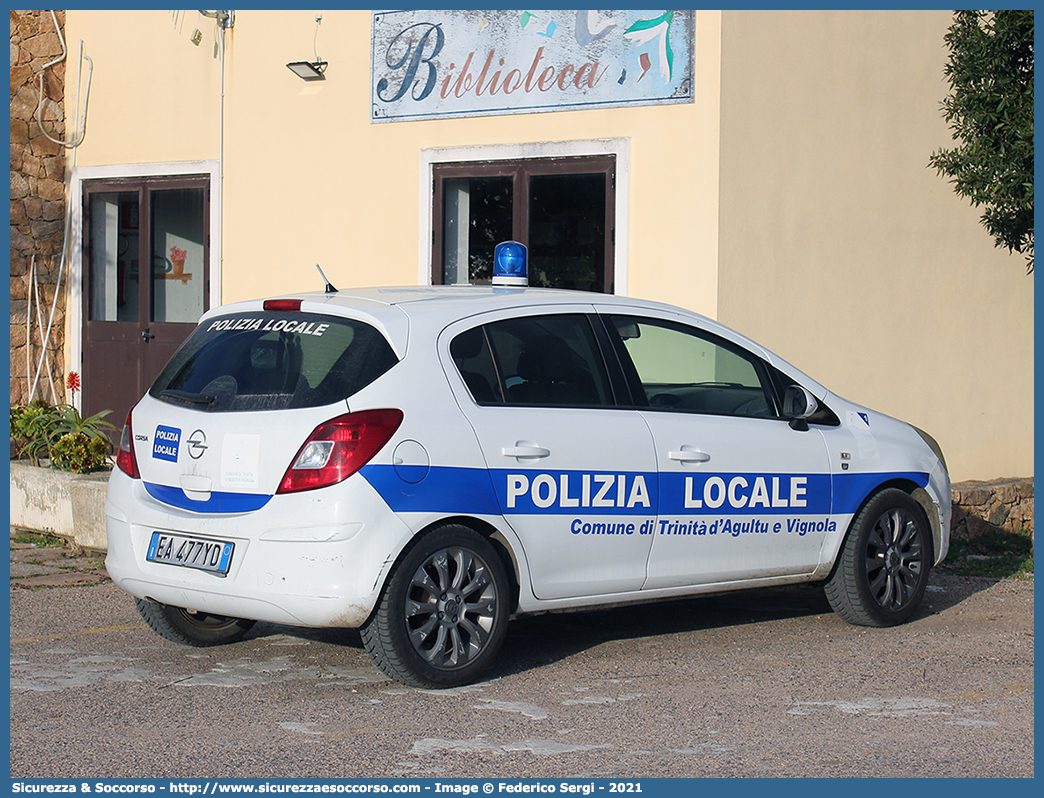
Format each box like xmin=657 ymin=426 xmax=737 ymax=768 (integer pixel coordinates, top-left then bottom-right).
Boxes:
xmin=150 ymin=311 xmax=398 ymax=412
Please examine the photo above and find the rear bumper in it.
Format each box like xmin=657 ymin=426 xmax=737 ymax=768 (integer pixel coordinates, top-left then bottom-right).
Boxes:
xmin=104 ymin=469 xmax=412 ymax=628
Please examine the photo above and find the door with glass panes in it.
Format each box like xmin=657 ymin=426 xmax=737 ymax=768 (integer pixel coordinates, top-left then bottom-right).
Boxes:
xmin=81 ymin=176 xmax=210 ymax=433
xmin=432 ymin=156 xmax=615 ymax=293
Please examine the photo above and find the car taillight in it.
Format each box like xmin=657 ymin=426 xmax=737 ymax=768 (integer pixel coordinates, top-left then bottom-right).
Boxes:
xmin=116 ymin=411 xmax=140 ymax=479
xmin=277 ymin=409 xmax=404 ymax=494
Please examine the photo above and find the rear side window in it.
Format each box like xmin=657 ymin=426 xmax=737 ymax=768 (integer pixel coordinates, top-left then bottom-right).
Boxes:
xmin=451 ymin=314 xmax=614 ymax=408
xmin=150 ymin=311 xmax=397 ymax=411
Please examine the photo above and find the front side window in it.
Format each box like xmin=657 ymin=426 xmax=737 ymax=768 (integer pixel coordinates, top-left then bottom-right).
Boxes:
xmin=606 ymin=316 xmax=779 ymax=419
xmin=151 ymin=312 xmax=398 ymax=412
xmin=451 ymin=314 xmax=614 ymax=408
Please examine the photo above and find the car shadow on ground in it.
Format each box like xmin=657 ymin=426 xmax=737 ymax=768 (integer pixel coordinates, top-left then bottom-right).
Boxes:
xmin=233 ymin=583 xmax=830 ymax=665
xmin=487 ymin=570 xmax=1001 ymax=682
xmin=229 ymin=569 xmax=1000 ymax=684
xmin=493 ymin=582 xmax=838 ymax=679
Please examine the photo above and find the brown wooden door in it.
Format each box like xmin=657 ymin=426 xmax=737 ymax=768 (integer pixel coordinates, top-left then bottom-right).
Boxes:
xmin=81 ymin=176 xmax=210 ymax=432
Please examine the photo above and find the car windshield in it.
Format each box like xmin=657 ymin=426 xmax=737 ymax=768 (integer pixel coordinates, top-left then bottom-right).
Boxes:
xmin=150 ymin=311 xmax=397 ymax=412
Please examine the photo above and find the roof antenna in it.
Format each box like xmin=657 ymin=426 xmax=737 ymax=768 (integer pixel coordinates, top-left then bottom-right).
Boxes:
xmin=315 ymin=263 xmax=337 ymax=294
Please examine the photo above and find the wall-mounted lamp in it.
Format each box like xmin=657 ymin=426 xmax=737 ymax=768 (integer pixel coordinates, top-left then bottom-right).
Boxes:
xmin=287 ymin=60 xmax=327 ymax=80
xmin=287 ymin=14 xmax=327 ymax=80
xmin=199 ymin=9 xmax=234 ymax=30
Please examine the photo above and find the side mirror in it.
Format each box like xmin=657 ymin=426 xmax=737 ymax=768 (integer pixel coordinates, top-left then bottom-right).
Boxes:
xmin=783 ymin=385 xmax=818 ymax=430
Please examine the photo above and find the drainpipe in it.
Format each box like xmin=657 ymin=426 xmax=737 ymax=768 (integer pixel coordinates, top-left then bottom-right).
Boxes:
xmin=200 ymin=10 xmax=234 ymax=299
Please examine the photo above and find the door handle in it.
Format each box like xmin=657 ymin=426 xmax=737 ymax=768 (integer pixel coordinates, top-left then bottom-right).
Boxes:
xmin=141 ymin=329 xmax=155 ymax=342
xmin=502 ymin=444 xmax=550 ymax=459
xmin=668 ymin=448 xmax=711 ymax=464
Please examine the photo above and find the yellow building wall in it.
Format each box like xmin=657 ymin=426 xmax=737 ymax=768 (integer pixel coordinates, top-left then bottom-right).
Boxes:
xmin=718 ymin=10 xmax=1033 ymax=481
xmin=65 ymin=9 xmax=722 ymax=318
xmin=64 ymin=9 xmax=1032 ymax=483
xmin=63 ymin=10 xmax=222 ymax=164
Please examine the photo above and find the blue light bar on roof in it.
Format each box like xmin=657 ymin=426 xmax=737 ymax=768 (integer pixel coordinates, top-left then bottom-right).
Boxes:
xmin=492 ymin=241 xmax=528 ymax=287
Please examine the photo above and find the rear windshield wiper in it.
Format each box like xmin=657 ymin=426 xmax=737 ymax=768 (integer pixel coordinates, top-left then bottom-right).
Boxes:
xmin=158 ymin=389 xmax=217 ymax=407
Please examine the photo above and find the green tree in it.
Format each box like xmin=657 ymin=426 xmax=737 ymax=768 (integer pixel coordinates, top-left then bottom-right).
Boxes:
xmin=929 ymin=10 xmax=1034 ymax=273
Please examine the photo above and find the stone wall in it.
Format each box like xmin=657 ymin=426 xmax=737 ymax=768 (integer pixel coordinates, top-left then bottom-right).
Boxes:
xmin=951 ymin=477 xmax=1034 ymax=540
xmin=10 ymin=9 xmax=68 ymax=408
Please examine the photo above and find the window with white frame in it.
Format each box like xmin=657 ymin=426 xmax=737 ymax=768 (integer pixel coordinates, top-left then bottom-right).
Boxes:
xmin=432 ymin=155 xmax=616 ymax=293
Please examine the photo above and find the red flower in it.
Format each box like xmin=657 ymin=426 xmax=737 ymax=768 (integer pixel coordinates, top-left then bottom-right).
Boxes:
xmin=66 ymin=371 xmax=81 ymax=396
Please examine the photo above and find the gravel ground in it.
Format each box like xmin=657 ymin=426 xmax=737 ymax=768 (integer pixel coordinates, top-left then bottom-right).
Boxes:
xmin=9 ymin=564 xmax=1033 ymax=780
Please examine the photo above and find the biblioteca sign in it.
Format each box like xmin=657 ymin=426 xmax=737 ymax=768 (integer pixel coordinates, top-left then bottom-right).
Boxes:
xmin=371 ymin=9 xmax=695 ymax=122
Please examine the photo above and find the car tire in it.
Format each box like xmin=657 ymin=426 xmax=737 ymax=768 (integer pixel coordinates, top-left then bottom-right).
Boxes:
xmin=135 ymin=597 xmax=256 ymax=646
xmin=825 ymin=488 xmax=933 ymax=627
xmin=361 ymin=524 xmax=511 ymax=689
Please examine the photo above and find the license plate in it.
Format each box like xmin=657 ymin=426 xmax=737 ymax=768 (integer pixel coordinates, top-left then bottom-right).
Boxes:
xmin=147 ymin=532 xmax=234 ymax=575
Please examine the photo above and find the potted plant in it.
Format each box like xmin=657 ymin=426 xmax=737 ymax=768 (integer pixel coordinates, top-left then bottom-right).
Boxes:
xmin=10 ymin=372 xmax=117 ymax=474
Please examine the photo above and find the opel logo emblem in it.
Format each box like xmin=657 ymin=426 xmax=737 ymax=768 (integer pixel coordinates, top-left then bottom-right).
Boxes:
xmin=187 ymin=429 xmax=208 ymax=460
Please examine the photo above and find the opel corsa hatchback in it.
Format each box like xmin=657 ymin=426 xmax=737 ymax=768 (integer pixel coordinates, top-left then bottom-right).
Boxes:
xmin=106 ymin=252 xmax=950 ymax=688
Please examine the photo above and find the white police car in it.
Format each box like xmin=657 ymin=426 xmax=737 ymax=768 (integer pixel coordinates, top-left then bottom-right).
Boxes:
xmin=105 ymin=242 xmax=951 ymax=688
